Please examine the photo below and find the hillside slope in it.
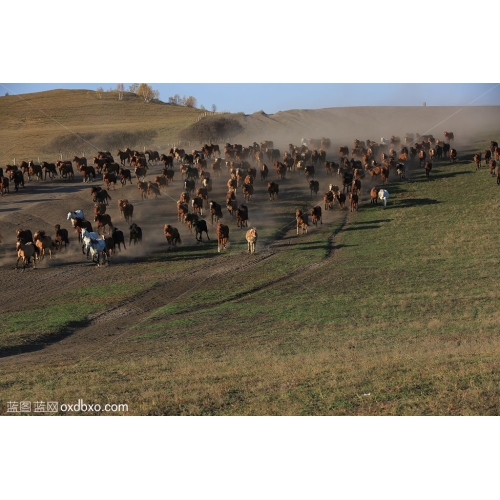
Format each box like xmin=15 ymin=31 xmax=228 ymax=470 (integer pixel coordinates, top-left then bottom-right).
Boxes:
xmin=1 ymin=89 xmax=499 ymax=164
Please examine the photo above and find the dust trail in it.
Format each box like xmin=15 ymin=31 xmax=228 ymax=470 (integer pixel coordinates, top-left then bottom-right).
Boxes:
xmin=406 ymin=84 xmax=500 ymax=145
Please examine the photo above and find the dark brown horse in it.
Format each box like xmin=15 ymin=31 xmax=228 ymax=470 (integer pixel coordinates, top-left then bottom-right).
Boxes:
xmin=94 ymin=213 xmax=114 ymax=235
xmin=79 ymin=165 xmax=96 ymax=182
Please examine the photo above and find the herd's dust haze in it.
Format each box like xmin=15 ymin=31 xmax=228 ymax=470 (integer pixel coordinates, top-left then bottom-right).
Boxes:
xmin=236 ymin=106 xmax=500 ymax=152
xmin=1 ymin=103 xmax=499 ymax=272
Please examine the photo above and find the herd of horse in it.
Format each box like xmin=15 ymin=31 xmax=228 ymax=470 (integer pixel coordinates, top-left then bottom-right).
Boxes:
xmin=8 ymin=130 xmax=499 ymax=270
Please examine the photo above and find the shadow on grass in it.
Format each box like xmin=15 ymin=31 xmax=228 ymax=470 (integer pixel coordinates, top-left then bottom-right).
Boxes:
xmin=432 ymin=170 xmax=473 ymax=179
xmin=343 ymin=225 xmax=385 ymax=231
xmin=331 ymin=243 xmax=357 ymax=250
xmin=351 ymin=219 xmax=393 ymax=224
xmin=365 ymin=184 xmax=407 ymax=197
xmin=0 ymin=318 xmax=90 ymax=358
xmin=458 ymin=153 xmax=487 ymax=162
xmin=143 ymin=245 xmax=221 ymax=263
xmin=291 ymin=242 xmax=356 ymax=252
xmin=390 ymin=198 xmax=441 ymax=208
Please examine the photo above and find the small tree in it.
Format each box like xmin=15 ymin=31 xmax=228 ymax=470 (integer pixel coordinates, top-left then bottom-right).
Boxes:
xmin=117 ymin=83 xmax=124 ymax=100
xmin=96 ymin=86 xmax=103 ymax=99
xmin=169 ymin=94 xmax=181 ymax=105
xmin=185 ymin=96 xmax=197 ymax=108
xmin=212 ymin=104 xmax=217 ymax=113
xmin=128 ymin=83 xmax=139 ymax=94
xmin=137 ymin=83 xmax=153 ymax=102
xmin=152 ymin=89 xmax=160 ymax=101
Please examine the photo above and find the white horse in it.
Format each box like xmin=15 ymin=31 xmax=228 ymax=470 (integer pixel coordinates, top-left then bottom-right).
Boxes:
xmin=378 ymin=189 xmax=389 ymax=207
xmin=81 ymin=229 xmax=108 ymax=265
xmin=67 ymin=209 xmax=85 ymax=221
xmin=80 ymin=228 xmax=99 ymax=254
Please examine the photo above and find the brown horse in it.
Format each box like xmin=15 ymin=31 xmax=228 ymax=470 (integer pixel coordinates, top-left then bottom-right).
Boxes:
xmin=33 ymin=230 xmax=56 ymax=260
xmin=94 ymin=213 xmax=114 ymax=235
xmin=79 ymin=165 xmax=96 ymax=182
xmin=474 ymin=153 xmax=482 ymax=170
xmin=216 ymin=223 xmax=229 ymax=252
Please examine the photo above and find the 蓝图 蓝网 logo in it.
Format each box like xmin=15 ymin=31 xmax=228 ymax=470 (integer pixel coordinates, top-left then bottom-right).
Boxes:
xmin=6 ymin=401 xmax=58 ymax=413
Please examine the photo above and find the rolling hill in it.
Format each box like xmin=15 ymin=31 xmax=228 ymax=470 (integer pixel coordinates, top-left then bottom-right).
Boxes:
xmin=1 ymin=89 xmax=499 ymax=164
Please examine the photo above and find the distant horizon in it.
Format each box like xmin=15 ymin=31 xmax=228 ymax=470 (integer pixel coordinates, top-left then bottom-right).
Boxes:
xmin=1 ymin=83 xmax=499 ymax=116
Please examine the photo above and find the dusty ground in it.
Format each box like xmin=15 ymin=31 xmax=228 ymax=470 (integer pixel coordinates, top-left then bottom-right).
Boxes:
xmin=0 ymin=141 xmax=354 ymax=365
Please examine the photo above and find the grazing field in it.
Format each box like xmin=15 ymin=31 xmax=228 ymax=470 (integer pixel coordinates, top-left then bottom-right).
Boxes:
xmin=1 ymin=90 xmax=500 ymax=415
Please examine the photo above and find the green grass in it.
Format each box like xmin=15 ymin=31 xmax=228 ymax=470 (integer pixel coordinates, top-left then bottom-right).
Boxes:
xmin=0 ymin=282 xmax=151 ymax=352
xmin=4 ymin=156 xmax=500 ymax=415
xmin=104 ymin=157 xmax=500 ymax=415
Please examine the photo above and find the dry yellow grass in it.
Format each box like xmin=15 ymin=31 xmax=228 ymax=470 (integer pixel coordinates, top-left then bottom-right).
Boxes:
xmin=0 ymin=89 xmax=201 ymax=163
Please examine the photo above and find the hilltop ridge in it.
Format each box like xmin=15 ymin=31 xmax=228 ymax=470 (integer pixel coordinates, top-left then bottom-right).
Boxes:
xmin=0 ymin=89 xmax=498 ymax=163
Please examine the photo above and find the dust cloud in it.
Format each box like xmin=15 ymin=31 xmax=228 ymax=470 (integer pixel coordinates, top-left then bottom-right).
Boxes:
xmin=1 ymin=105 xmax=499 ymax=271
xmin=237 ymin=106 xmax=500 ymax=153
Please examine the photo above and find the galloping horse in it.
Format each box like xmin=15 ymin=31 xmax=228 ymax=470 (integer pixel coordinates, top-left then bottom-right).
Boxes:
xmin=80 ymin=229 xmax=109 ymax=266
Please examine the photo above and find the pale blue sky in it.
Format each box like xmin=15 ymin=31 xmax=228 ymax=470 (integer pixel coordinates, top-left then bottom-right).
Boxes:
xmin=1 ymin=83 xmax=499 ymax=115
xmin=3 ymin=1 xmax=495 ymax=116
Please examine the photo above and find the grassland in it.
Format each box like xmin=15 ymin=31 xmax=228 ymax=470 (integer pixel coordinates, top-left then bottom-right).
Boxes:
xmin=2 ymin=155 xmax=500 ymax=415
xmin=1 ymin=90 xmax=500 ymax=415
